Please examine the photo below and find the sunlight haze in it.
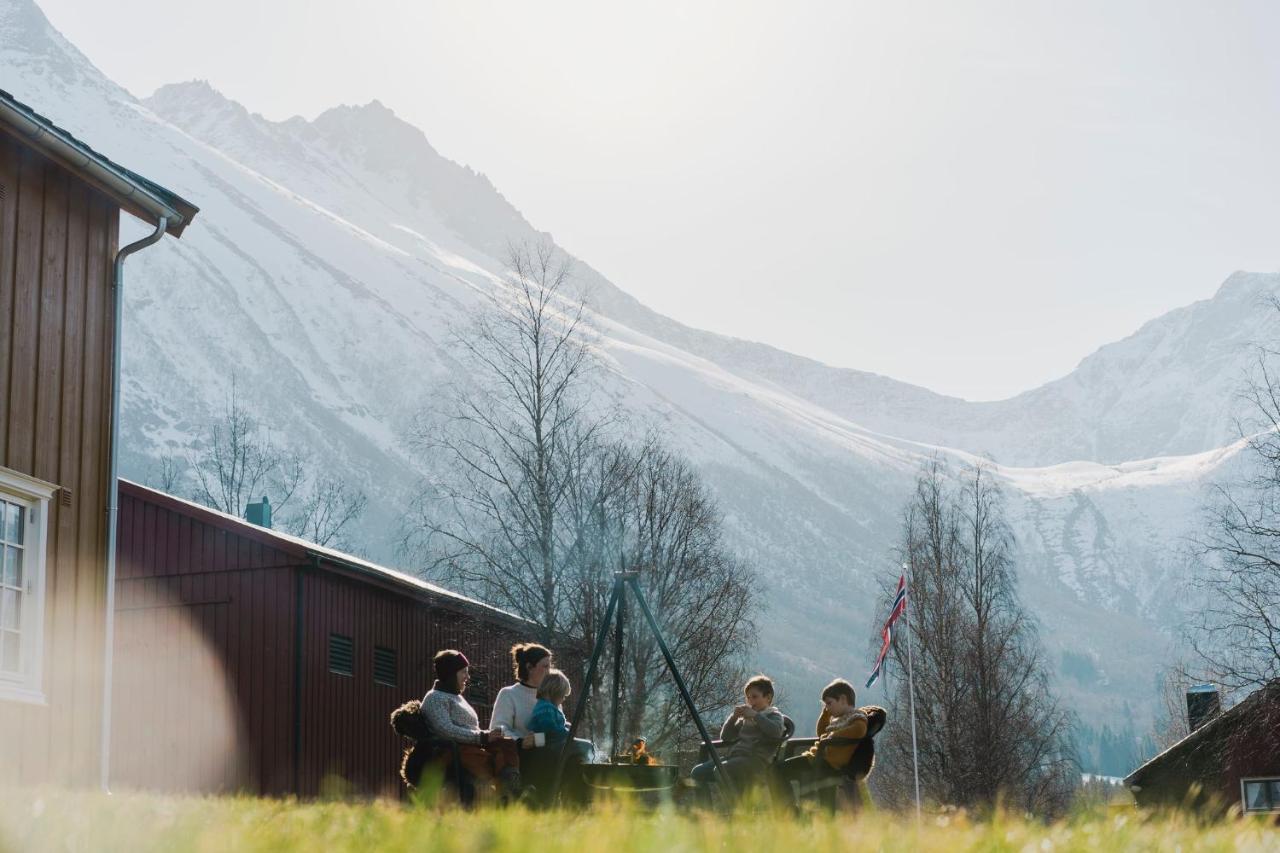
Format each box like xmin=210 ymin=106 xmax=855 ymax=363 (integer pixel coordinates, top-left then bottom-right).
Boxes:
xmin=36 ymin=0 xmax=1280 ymax=399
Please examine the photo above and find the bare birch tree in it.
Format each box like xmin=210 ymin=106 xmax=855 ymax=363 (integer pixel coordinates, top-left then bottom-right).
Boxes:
xmin=406 ymin=241 xmax=757 ymax=750
xmin=1191 ymin=342 xmax=1280 ymax=690
xmin=407 ymin=240 xmax=599 ymax=640
xmin=876 ymin=459 xmax=1075 ymax=814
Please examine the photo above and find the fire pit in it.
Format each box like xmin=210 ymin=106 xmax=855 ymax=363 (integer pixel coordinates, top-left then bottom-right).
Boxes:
xmin=548 ymin=571 xmax=734 ymax=804
xmin=581 ymin=762 xmax=679 ymax=792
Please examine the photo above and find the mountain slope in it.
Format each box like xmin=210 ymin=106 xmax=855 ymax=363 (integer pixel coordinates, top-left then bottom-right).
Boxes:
xmin=2 ymin=0 xmax=1264 ymax=733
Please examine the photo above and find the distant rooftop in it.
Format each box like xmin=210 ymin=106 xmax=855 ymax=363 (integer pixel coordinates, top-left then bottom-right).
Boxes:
xmin=0 ymin=88 xmax=198 ymax=236
xmin=119 ymin=478 xmax=534 ymax=630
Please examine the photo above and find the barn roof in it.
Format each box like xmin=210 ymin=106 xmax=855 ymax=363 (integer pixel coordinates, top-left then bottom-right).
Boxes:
xmin=119 ymin=479 xmax=534 ymax=630
xmin=0 ymin=88 xmax=198 ymax=237
xmin=1125 ymin=680 xmax=1280 ymax=787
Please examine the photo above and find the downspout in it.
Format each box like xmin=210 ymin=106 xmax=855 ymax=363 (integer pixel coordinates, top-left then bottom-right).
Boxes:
xmin=100 ymin=216 xmax=168 ymax=792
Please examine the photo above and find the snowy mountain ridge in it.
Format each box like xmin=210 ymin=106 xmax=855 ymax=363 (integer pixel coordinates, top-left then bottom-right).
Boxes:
xmin=3 ymin=0 xmax=1274 ymax=730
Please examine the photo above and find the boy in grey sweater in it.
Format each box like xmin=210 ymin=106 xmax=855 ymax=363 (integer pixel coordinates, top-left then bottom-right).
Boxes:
xmin=688 ymin=675 xmax=786 ymax=803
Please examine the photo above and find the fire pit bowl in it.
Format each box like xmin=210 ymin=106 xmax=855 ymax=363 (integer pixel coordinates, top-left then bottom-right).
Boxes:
xmin=581 ymin=763 xmax=679 ymax=792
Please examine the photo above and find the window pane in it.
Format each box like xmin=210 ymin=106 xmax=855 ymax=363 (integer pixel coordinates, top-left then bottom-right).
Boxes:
xmin=0 ymin=630 xmax=17 ymax=673
xmin=1245 ymin=781 xmax=1268 ymax=810
xmin=2 ymin=545 xmax=21 ymax=588
xmin=0 ymin=589 xmax=18 ymax=630
xmin=2 ymin=502 xmax=20 ymax=545
xmin=1270 ymin=780 xmax=1280 ymax=809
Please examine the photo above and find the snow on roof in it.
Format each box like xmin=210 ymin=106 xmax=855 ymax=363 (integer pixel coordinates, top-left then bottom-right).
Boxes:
xmin=119 ymin=478 xmax=531 ymax=626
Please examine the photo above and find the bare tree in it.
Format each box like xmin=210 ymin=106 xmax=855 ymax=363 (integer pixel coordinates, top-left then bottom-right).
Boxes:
xmin=574 ymin=440 xmax=757 ymax=752
xmin=146 ymin=453 xmax=185 ymax=494
xmin=407 ymin=240 xmax=599 ymax=640
xmin=187 ymin=380 xmax=366 ymax=549
xmin=189 ymin=380 xmax=304 ymax=517
xmin=282 ymin=475 xmax=369 ymax=549
xmin=406 ymin=241 xmax=758 ymax=751
xmin=875 ymin=459 xmax=1075 ymax=814
xmin=1190 ymin=341 xmax=1280 ymax=691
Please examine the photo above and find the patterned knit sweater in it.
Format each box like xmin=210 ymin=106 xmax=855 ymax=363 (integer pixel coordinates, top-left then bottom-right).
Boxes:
xmin=421 ymin=686 xmax=483 ymax=744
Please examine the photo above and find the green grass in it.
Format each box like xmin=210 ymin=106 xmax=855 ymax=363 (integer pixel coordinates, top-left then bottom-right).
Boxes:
xmin=1 ymin=789 xmax=1277 ymax=853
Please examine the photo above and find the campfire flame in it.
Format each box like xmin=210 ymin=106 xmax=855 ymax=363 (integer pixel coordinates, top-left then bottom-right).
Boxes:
xmin=628 ymin=738 xmax=657 ymax=766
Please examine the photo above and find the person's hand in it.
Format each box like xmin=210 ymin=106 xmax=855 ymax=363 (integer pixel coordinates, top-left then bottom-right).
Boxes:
xmin=521 ymin=734 xmax=537 ymax=749
xmin=739 ymin=705 xmax=758 ymax=719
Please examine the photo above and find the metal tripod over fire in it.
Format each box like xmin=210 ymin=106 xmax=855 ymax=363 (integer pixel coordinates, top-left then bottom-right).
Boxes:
xmin=549 ymin=570 xmax=735 ymax=802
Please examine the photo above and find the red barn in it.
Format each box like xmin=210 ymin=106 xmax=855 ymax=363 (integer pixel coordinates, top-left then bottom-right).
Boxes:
xmin=110 ymin=479 xmax=545 ymax=798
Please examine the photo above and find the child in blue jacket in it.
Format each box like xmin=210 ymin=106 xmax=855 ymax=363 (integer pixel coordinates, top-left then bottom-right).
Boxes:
xmin=529 ymin=668 xmax=593 ymax=760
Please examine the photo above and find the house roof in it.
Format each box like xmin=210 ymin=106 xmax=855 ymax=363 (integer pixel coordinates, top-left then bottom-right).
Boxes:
xmin=0 ymin=88 xmax=198 ymax=237
xmin=1125 ymin=680 xmax=1280 ymax=787
xmin=118 ymin=479 xmax=534 ymax=631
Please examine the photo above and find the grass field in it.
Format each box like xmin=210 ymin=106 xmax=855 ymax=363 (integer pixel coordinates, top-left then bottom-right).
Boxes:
xmin=1 ymin=789 xmax=1277 ymax=852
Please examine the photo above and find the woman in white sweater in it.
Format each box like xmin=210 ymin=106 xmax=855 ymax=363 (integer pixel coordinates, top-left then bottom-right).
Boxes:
xmin=489 ymin=643 xmax=553 ymax=745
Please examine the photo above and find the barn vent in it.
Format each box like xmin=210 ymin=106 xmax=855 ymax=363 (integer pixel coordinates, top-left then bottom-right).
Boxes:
xmin=328 ymin=633 xmax=354 ymax=676
xmin=373 ymin=646 xmax=397 ymax=687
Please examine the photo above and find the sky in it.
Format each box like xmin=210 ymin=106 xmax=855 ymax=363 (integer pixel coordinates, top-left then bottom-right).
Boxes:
xmin=36 ymin=0 xmax=1280 ymax=400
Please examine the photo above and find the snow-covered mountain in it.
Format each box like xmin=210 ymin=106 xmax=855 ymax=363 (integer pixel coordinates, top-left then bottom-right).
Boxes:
xmin=4 ymin=0 xmax=1272 ymax=733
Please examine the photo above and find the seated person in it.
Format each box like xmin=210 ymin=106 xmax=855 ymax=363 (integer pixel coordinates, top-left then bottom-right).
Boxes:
xmin=773 ymin=678 xmax=867 ymax=807
xmin=490 ymin=642 xmax=554 ymax=747
xmin=689 ymin=675 xmax=786 ymax=803
xmin=528 ymin=668 xmax=594 ymax=761
xmin=421 ymin=649 xmax=523 ymax=798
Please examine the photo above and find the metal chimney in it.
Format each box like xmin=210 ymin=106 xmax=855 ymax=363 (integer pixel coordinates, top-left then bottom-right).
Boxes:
xmin=1185 ymin=684 xmax=1220 ymax=732
xmin=245 ymin=496 xmax=272 ymax=529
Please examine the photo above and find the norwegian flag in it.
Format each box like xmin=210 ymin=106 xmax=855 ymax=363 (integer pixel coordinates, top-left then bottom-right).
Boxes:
xmin=865 ymin=574 xmax=908 ymax=688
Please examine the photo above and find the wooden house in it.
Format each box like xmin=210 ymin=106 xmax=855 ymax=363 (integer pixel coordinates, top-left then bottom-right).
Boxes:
xmin=1125 ymin=681 xmax=1280 ymax=816
xmin=0 ymin=88 xmax=197 ymax=786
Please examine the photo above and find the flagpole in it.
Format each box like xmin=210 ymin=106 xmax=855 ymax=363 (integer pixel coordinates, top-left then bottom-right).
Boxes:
xmin=903 ymin=562 xmax=922 ymax=823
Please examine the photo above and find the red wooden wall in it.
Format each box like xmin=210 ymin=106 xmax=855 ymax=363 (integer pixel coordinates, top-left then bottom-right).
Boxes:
xmin=111 ymin=481 xmax=537 ymax=798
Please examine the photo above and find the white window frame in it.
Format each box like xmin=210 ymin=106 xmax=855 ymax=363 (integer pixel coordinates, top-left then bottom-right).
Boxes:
xmin=0 ymin=466 xmax=54 ymax=706
xmin=1240 ymin=776 xmax=1280 ymax=814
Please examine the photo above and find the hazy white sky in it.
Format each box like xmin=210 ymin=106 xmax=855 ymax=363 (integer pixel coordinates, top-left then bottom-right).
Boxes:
xmin=38 ymin=0 xmax=1280 ymax=400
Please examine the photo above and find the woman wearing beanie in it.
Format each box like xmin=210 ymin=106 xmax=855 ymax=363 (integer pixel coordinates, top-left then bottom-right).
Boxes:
xmin=421 ymin=649 xmax=522 ymax=798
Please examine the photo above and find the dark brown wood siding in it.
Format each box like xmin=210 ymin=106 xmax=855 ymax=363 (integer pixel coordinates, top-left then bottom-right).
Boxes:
xmin=112 ymin=482 xmax=538 ymax=798
xmin=295 ymin=568 xmax=521 ymax=798
xmin=0 ymin=129 xmax=120 ymax=785
xmin=111 ymin=488 xmax=298 ymax=794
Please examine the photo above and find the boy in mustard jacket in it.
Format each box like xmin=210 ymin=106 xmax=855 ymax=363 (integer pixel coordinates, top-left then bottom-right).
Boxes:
xmin=773 ymin=678 xmax=867 ymax=807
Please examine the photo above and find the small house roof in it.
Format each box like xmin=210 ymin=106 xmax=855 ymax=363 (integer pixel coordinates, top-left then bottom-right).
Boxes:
xmin=1125 ymin=680 xmax=1280 ymax=787
xmin=118 ymin=478 xmax=534 ymax=631
xmin=0 ymin=88 xmax=198 ymax=237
